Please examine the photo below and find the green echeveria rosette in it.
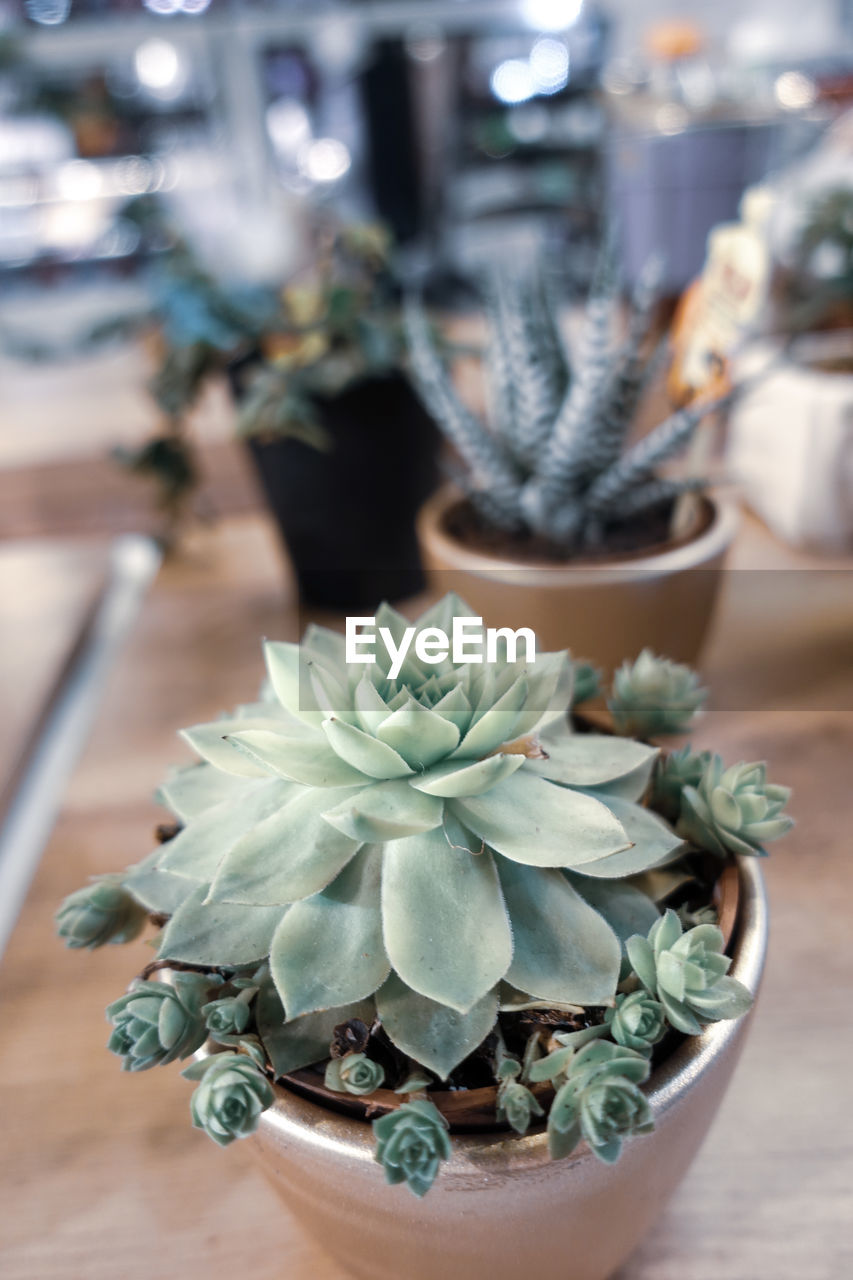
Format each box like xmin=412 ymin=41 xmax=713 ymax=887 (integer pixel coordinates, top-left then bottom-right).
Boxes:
xmin=106 ymin=972 xmax=210 ymax=1071
xmin=547 ymin=1041 xmax=654 ymax=1164
xmin=143 ymin=593 xmax=680 ymax=1082
xmin=203 ymin=996 xmax=252 ymax=1037
xmin=496 ymin=1069 xmax=545 ymax=1135
xmin=652 ymin=744 xmax=712 ymax=824
xmin=604 ymin=990 xmax=667 ymax=1056
xmin=626 ymin=909 xmax=753 ymax=1036
xmin=325 ymin=1052 xmax=385 ymax=1096
xmin=373 ymin=1100 xmax=452 ymax=1198
xmin=609 ymin=650 xmax=707 ymax=738
xmin=677 ymin=756 xmax=793 ymax=857
xmin=184 ymin=1052 xmax=275 ymax=1147
xmin=56 ymin=878 xmax=147 ymax=950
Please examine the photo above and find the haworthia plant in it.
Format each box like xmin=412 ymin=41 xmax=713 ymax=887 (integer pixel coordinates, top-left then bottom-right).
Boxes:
xmin=405 ymin=255 xmax=729 ymax=550
xmin=56 ymin=593 xmax=793 ymax=1195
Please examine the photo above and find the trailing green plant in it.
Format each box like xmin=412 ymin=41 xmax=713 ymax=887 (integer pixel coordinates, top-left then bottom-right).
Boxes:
xmin=57 ymin=595 xmax=792 ymax=1194
xmin=405 ymin=255 xmax=728 ymax=551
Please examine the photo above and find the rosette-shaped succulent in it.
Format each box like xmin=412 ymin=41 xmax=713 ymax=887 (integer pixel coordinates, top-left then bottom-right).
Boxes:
xmin=325 ymin=1052 xmax=385 ymax=1096
xmin=626 ymin=910 xmax=753 ymax=1036
xmin=604 ymin=990 xmax=667 ymax=1055
xmin=651 ymin=744 xmax=712 ymax=823
xmin=496 ymin=1066 xmax=545 ymax=1135
xmin=609 ymin=651 xmax=707 ymax=738
xmin=547 ymin=1040 xmax=653 ymax=1163
xmin=136 ymin=595 xmax=679 ymax=1080
xmin=107 ymin=973 xmax=210 ymax=1071
xmin=56 ymin=878 xmax=147 ymax=950
xmin=374 ymin=1100 xmax=451 ymax=1198
xmin=678 ymin=756 xmax=793 ymax=857
xmin=203 ymin=996 xmax=252 ymax=1037
xmin=184 ymin=1052 xmax=274 ymax=1147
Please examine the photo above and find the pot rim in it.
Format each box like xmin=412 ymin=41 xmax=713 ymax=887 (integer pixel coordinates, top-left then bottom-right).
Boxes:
xmin=258 ymin=855 xmax=767 ymax=1172
xmin=417 ymin=487 xmax=741 ymax=588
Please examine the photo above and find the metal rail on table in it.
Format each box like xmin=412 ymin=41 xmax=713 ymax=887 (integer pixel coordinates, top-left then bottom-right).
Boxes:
xmin=0 ymin=535 xmax=161 ymax=962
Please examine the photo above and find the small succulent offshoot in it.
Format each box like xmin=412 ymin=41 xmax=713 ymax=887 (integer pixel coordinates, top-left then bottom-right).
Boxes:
xmin=56 ymin=594 xmax=793 ymax=1195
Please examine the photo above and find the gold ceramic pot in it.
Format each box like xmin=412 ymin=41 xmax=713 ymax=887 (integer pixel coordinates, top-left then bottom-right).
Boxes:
xmin=416 ymin=487 xmax=740 ymax=673
xmin=250 ymin=857 xmax=767 ymax=1280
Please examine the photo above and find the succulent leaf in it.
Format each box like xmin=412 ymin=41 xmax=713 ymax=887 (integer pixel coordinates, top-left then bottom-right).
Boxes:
xmin=322 ymin=780 xmax=444 ymax=842
xmin=410 ymin=753 xmax=525 ymax=798
xmin=497 ymin=1076 xmax=545 ymax=1134
xmin=381 ymin=828 xmax=512 ymax=1013
xmin=530 ymin=732 xmax=657 ymax=792
xmin=157 ymin=779 xmax=292 ymax=879
xmin=226 ymin=728 xmax=367 ymax=787
xmin=496 ymin=859 xmax=622 ymax=1006
xmin=254 ymin=976 xmax=375 ymax=1077
xmin=571 ymin=791 xmax=683 ymax=880
xmin=207 ymin=786 xmax=362 ymax=905
xmin=451 ymin=771 xmax=631 ymax=870
xmin=376 ymin=973 xmax=499 ymax=1079
xmin=269 ymin=846 xmax=389 ymax=1017
xmin=158 ymin=886 xmax=285 ymax=967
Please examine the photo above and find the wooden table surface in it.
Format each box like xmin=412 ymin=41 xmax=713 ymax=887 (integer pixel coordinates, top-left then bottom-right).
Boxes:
xmin=1 ymin=509 xmax=851 ymax=1280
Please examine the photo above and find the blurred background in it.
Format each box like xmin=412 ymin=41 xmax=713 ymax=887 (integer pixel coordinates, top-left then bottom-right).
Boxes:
xmin=1 ymin=0 xmax=852 ymax=548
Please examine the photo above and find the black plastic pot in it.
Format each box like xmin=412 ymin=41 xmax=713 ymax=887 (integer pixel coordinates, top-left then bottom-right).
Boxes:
xmin=232 ymin=361 xmax=440 ymax=611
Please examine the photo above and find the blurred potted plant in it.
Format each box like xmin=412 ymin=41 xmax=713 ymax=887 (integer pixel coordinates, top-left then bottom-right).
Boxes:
xmin=57 ymin=596 xmax=792 ymax=1280
xmin=230 ymin=222 xmax=439 ymax=610
xmin=119 ymin=214 xmax=439 ymax=607
xmin=405 ymin=261 xmax=739 ymax=668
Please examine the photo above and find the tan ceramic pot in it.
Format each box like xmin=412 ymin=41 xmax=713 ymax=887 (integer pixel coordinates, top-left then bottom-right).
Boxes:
xmin=416 ymin=488 xmax=740 ymax=673
xmin=249 ymin=857 xmax=767 ymax=1280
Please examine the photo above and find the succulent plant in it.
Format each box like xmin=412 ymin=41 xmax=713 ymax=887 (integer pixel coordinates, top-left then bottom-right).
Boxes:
xmin=106 ymin=973 xmax=211 ymax=1071
xmin=405 ymin=256 xmax=727 ymax=551
xmin=137 ymin=595 xmax=680 ymax=1080
xmin=56 ymin=592 xmax=793 ymax=1194
xmin=496 ymin=1062 xmax=545 ymax=1135
xmin=652 ymin=744 xmax=713 ymax=823
xmin=609 ymin=651 xmax=707 ymax=738
xmin=373 ymin=1100 xmax=452 ymax=1198
xmin=325 ymin=1053 xmax=386 ymax=1097
xmin=677 ymin=756 xmax=793 ymax=858
xmin=55 ymin=877 xmax=147 ymax=950
xmin=183 ymin=1052 xmax=275 ymax=1147
xmin=203 ymin=996 xmax=253 ymax=1038
xmin=626 ymin=910 xmax=754 ymax=1036
xmin=604 ymin=990 xmax=667 ymax=1056
xmin=547 ymin=1040 xmax=654 ymax=1163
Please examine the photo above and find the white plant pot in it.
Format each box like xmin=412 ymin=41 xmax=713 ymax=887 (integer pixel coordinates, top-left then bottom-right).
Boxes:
xmin=727 ymin=335 xmax=853 ymax=551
